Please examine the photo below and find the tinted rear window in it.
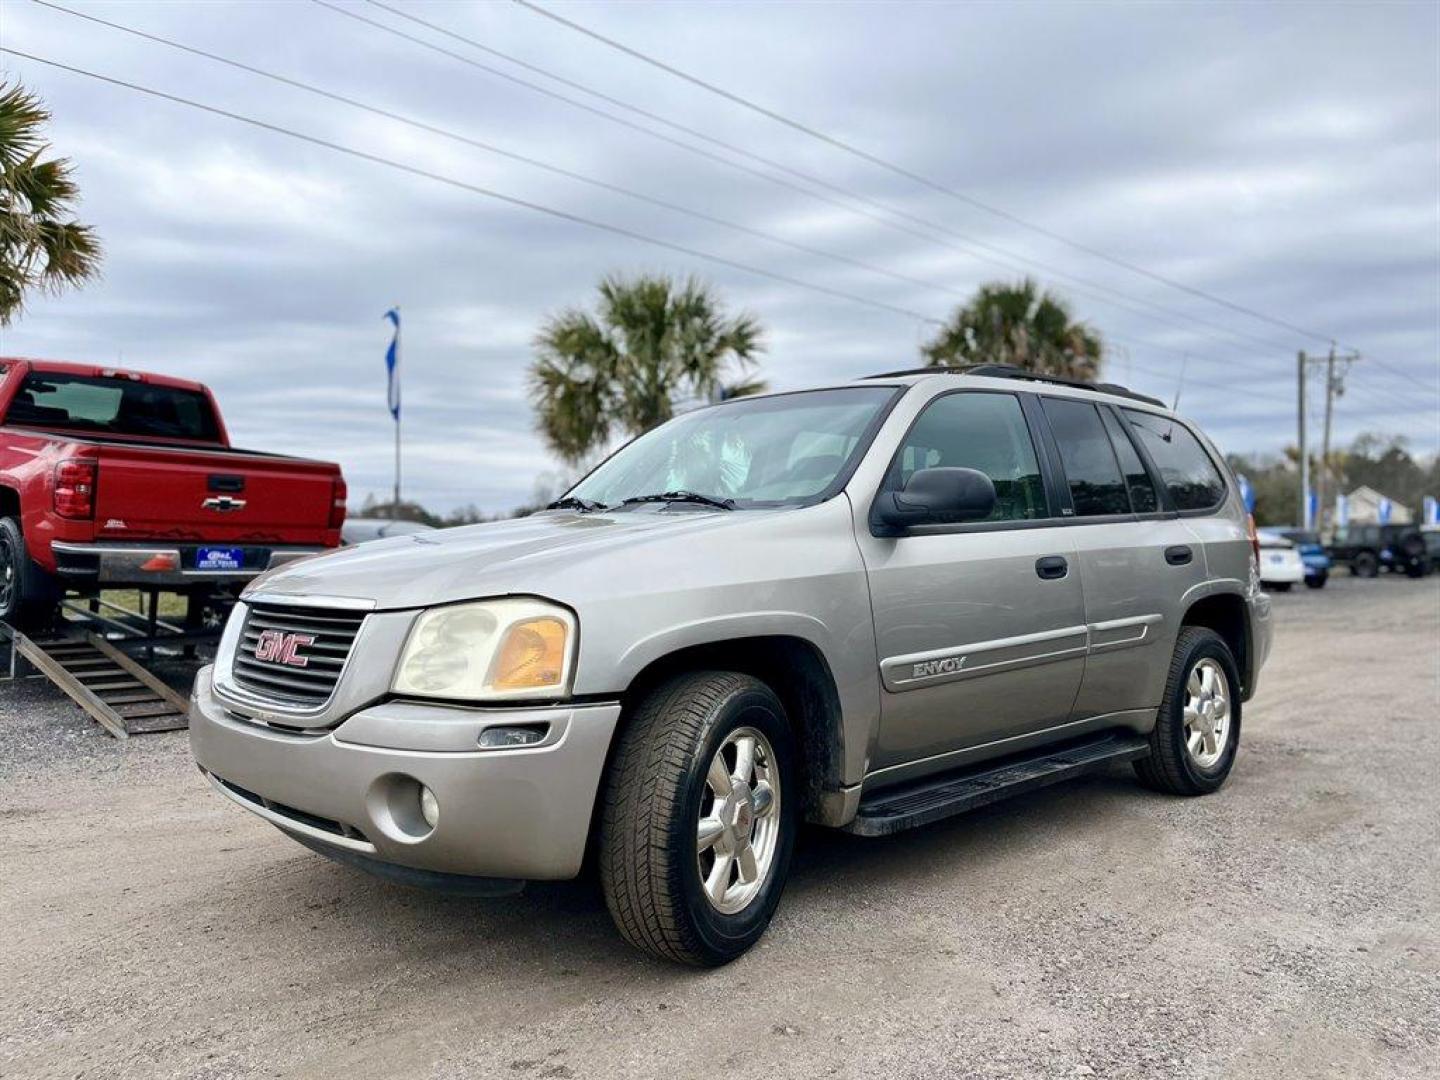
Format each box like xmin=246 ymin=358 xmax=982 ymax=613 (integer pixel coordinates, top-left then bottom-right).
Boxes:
xmin=5 ymin=373 xmax=221 ymax=442
xmin=1041 ymin=398 xmax=1129 ymax=516
xmin=1123 ymin=410 xmax=1227 ymax=511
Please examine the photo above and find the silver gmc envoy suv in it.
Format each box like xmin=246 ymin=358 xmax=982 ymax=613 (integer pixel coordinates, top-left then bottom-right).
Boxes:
xmin=191 ymin=365 xmax=1272 ymax=965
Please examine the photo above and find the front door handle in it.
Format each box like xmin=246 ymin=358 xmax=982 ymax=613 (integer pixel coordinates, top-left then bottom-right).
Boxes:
xmin=1035 ymin=555 xmax=1069 ymax=580
xmin=1165 ymin=545 xmax=1194 ymax=566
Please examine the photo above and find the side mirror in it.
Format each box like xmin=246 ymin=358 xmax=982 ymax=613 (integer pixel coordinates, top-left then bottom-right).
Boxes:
xmin=872 ymin=467 xmax=997 ymax=534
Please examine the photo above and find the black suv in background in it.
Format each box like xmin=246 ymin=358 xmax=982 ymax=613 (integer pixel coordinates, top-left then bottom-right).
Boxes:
xmin=1328 ymin=524 xmax=1435 ymax=578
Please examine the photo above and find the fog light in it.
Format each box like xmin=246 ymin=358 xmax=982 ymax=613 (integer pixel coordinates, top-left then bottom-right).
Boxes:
xmin=478 ymin=724 xmax=548 ymax=749
xmin=419 ymin=785 xmax=439 ymax=829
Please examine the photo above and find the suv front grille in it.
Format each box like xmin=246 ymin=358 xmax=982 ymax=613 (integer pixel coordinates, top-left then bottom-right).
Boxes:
xmin=231 ymin=602 xmax=367 ymax=707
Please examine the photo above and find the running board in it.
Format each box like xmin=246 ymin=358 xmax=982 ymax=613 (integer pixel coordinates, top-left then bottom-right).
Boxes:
xmin=845 ymin=733 xmax=1151 ymax=837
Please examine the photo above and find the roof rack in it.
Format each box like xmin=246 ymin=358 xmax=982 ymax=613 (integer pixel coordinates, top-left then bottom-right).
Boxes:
xmin=862 ymin=363 xmax=1167 ymax=409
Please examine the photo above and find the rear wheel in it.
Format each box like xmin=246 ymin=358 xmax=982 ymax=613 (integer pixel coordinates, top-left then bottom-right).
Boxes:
xmin=1135 ymin=627 xmax=1240 ymax=796
xmin=1304 ymin=573 xmax=1327 ymax=589
xmin=1352 ymin=550 xmax=1379 ymax=577
xmin=0 ymin=517 xmax=61 ymax=633
xmin=598 ymin=671 xmax=798 ymax=966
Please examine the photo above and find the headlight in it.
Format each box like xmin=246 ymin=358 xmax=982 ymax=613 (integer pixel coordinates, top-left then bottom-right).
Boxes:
xmin=392 ymin=598 xmax=576 ymax=701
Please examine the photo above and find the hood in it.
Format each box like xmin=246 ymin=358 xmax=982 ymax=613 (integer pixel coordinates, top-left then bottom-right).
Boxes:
xmin=244 ymin=507 xmax=785 ymax=610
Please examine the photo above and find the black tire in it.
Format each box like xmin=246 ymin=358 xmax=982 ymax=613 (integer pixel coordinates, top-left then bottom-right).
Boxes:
xmin=598 ymin=671 xmax=799 ymax=967
xmin=1134 ymin=626 xmax=1241 ymax=796
xmin=1352 ymin=550 xmax=1379 ymax=577
xmin=1304 ymin=573 xmax=1327 ymax=589
xmin=0 ymin=516 xmax=62 ymax=632
xmin=1267 ymin=581 xmax=1292 ymax=592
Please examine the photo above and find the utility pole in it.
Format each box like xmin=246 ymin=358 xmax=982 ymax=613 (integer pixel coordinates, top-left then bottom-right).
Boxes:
xmin=1316 ymin=346 xmax=1359 ymax=539
xmin=1297 ymin=347 xmax=1360 ymax=535
xmin=1298 ymin=351 xmax=1308 ymax=528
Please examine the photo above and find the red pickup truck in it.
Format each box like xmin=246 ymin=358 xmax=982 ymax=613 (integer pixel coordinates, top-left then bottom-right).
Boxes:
xmin=0 ymin=357 xmax=346 ymax=630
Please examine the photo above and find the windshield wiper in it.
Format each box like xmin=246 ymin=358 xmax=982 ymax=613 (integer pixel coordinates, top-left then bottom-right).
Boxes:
xmin=620 ymin=490 xmax=735 ymax=511
xmin=545 ymin=495 xmax=609 ymax=513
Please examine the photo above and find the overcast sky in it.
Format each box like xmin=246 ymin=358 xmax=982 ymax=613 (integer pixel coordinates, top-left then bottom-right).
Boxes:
xmin=1 ymin=0 xmax=1437 ymax=513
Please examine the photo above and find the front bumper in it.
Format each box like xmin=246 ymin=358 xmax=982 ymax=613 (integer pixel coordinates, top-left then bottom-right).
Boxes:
xmin=189 ymin=666 xmax=621 ymax=881
xmin=52 ymin=541 xmax=322 ymax=587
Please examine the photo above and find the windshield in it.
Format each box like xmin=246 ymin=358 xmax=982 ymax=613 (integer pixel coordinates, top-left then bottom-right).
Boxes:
xmin=5 ymin=372 xmax=222 ymax=442
xmin=567 ymin=387 xmax=895 ymax=510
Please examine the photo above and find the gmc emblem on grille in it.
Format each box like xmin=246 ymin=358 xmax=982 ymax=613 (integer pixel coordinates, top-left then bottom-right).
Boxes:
xmin=254 ymin=629 xmax=316 ymax=668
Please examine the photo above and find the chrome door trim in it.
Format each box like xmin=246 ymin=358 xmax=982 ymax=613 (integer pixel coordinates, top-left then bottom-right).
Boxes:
xmin=1086 ymin=613 xmax=1163 ymax=653
xmin=881 ymin=624 xmax=1089 ymax=693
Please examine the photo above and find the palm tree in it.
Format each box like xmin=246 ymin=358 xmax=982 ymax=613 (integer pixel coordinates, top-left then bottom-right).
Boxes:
xmin=530 ymin=273 xmax=765 ymax=464
xmin=0 ymin=80 xmax=101 ymax=326
xmin=922 ymin=278 xmax=1102 ymax=380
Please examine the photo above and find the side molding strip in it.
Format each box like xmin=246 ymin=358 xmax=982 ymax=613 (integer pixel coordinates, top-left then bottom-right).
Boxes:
xmin=880 ymin=613 xmax=1164 ymax=693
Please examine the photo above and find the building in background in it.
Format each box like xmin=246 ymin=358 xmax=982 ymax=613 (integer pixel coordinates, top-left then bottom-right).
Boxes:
xmin=1344 ymin=485 xmax=1413 ymax=525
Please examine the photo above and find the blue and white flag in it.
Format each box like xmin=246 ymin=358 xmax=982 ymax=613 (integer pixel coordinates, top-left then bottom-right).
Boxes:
xmin=383 ymin=308 xmax=401 ymax=421
xmin=1425 ymin=495 xmax=1438 ymax=526
xmin=1335 ymin=493 xmax=1348 ymax=528
xmin=1305 ymin=489 xmax=1318 ymax=530
xmin=1236 ymin=473 xmax=1256 ymax=514
xmin=1377 ymin=497 xmax=1393 ymax=525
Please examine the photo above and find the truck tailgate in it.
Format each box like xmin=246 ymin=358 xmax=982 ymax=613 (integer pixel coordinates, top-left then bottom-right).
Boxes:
xmin=92 ymin=444 xmax=337 ymax=544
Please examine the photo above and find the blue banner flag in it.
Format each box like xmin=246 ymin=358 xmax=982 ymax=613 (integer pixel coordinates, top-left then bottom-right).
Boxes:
xmin=384 ymin=308 xmax=401 ymax=421
xmin=1425 ymin=495 xmax=1438 ymax=526
xmin=1236 ymin=473 xmax=1256 ymax=514
xmin=1377 ymin=497 xmax=1392 ymax=525
xmin=1305 ymin=489 xmax=1318 ymax=530
xmin=1335 ymin=493 xmax=1348 ymax=528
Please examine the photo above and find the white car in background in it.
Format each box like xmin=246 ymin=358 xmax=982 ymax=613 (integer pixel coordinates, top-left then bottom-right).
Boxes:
xmin=1257 ymin=530 xmax=1306 ymax=592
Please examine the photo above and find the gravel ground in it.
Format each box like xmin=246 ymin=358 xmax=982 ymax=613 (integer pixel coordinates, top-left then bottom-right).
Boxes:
xmin=2 ymin=574 xmax=1436 ymax=1080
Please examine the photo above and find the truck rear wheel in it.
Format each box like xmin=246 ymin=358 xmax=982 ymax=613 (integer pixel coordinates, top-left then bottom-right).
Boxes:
xmin=1351 ymin=550 xmax=1379 ymax=577
xmin=0 ymin=517 xmax=61 ymax=633
xmin=598 ymin=671 xmax=798 ymax=966
xmin=1134 ymin=627 xmax=1241 ymax=796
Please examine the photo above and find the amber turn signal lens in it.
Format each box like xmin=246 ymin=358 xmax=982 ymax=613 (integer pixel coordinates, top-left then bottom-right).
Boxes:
xmin=489 ymin=617 xmax=569 ymax=691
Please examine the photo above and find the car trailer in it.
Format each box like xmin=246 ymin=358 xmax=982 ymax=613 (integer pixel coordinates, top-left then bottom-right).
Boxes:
xmin=1 ymin=590 xmax=224 ymax=739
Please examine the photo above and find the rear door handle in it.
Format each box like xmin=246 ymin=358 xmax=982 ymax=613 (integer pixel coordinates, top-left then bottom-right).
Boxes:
xmin=1165 ymin=545 xmax=1193 ymax=566
xmin=1035 ymin=555 xmax=1069 ymax=580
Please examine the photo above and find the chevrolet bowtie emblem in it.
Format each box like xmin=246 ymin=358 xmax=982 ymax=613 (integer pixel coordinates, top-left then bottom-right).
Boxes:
xmin=202 ymin=496 xmax=247 ymax=513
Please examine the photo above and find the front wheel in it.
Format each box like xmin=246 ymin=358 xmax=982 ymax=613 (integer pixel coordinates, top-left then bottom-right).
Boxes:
xmin=599 ymin=671 xmax=798 ymax=966
xmin=1267 ymin=581 xmax=1292 ymax=592
xmin=1352 ymin=550 xmax=1379 ymax=577
xmin=1134 ymin=627 xmax=1241 ymax=796
xmin=1305 ymin=573 xmax=1327 ymax=589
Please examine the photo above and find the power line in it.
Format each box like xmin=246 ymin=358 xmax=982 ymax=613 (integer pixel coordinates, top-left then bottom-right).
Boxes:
xmin=368 ymin=0 xmax=1437 ymax=401
xmin=31 ymin=0 xmax=977 ymax=306
xmin=0 ymin=47 xmax=945 ymax=326
xmin=348 ymin=0 xmax=1304 ymax=362
xmin=507 ymin=0 xmax=1370 ymax=350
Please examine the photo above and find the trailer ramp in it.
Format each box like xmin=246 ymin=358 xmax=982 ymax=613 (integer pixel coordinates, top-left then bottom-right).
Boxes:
xmin=4 ymin=627 xmax=191 ymax=739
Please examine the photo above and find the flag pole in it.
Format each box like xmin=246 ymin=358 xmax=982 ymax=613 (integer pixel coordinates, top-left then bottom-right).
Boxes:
xmin=384 ymin=306 xmax=402 ymax=519
xmin=393 ymin=306 xmax=401 ymax=519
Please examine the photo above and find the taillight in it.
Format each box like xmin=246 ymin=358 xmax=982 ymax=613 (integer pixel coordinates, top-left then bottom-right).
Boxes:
xmin=328 ymin=474 xmax=347 ymax=530
xmin=1246 ymin=513 xmax=1260 ymax=568
xmin=53 ymin=458 xmax=97 ymax=519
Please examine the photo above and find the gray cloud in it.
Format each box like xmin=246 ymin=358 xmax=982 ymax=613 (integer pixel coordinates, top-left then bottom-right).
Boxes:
xmin=1 ymin=0 xmax=1435 ymax=512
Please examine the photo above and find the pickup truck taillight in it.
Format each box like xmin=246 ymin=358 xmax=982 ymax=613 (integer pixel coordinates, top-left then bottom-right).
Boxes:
xmin=329 ymin=475 xmax=347 ymax=530
xmin=1246 ymin=513 xmax=1260 ymax=570
xmin=53 ymin=458 xmax=98 ymax=520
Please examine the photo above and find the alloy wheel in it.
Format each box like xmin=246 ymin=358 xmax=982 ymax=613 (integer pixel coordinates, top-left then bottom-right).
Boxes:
xmin=0 ymin=532 xmax=15 ymax=614
xmin=1183 ymin=657 xmax=1232 ymax=769
xmin=696 ymin=726 xmax=781 ymax=915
